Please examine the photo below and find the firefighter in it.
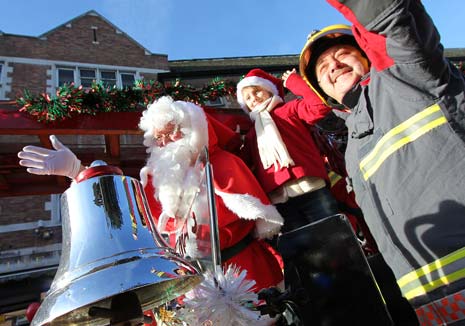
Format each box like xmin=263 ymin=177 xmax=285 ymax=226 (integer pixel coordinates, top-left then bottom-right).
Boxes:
xmin=299 ymin=1 xmax=465 ymax=324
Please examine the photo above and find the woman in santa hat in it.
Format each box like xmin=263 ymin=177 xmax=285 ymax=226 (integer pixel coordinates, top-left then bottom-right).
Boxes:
xmin=237 ymin=68 xmax=343 ymax=323
xmin=237 ymin=68 xmax=340 ymax=230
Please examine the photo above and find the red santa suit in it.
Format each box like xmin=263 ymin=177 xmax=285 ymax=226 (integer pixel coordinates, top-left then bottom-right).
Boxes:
xmin=139 ymin=98 xmax=284 ymax=292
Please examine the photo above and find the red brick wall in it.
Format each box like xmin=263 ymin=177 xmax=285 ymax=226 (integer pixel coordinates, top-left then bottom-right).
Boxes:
xmin=0 ymin=195 xmax=51 ymax=225
xmin=0 ymin=14 xmax=168 ymax=70
xmin=8 ymin=63 xmax=49 ymax=98
xmin=0 ymin=195 xmax=61 ymax=251
xmin=0 ymin=226 xmax=62 ymax=251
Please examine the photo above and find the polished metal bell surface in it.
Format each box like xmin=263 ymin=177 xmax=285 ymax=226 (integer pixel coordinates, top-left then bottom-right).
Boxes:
xmin=31 ymin=167 xmax=202 ymax=326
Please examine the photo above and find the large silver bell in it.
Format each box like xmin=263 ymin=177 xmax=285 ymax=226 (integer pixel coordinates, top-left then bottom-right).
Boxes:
xmin=31 ymin=163 xmax=202 ymax=326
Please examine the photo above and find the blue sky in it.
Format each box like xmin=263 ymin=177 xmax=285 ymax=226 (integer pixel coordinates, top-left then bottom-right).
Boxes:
xmin=1 ymin=0 xmax=463 ymax=60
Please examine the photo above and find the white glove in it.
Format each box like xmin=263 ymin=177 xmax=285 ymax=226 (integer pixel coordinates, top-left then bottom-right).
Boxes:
xmin=17 ymin=135 xmax=82 ymax=179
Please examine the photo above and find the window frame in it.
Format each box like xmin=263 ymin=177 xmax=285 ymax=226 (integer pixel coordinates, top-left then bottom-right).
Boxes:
xmin=205 ymin=96 xmax=226 ymax=107
xmin=100 ymin=70 xmax=117 ymax=87
xmin=120 ymin=72 xmax=136 ymax=88
xmin=57 ymin=67 xmax=75 ymax=87
xmin=56 ymin=66 xmax=137 ymax=89
xmin=0 ymin=62 xmax=3 ymax=99
xmin=78 ymin=68 xmax=97 ymax=88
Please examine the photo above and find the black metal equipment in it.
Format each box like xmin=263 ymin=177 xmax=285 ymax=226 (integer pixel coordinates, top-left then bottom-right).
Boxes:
xmin=262 ymin=214 xmax=394 ymax=326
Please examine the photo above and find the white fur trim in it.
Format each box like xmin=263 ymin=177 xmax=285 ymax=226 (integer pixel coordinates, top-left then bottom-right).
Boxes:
xmin=236 ymin=76 xmax=281 ymax=110
xmin=216 ymin=190 xmax=283 ymax=239
xmin=139 ymin=166 xmax=150 ymax=187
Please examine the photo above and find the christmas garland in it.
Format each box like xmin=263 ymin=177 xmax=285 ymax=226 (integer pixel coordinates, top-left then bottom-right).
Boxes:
xmin=17 ymin=63 xmax=465 ymax=123
xmin=16 ymin=78 xmax=236 ymax=123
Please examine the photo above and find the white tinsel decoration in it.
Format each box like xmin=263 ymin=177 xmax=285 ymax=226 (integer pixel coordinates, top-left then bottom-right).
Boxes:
xmin=179 ymin=264 xmax=274 ymax=326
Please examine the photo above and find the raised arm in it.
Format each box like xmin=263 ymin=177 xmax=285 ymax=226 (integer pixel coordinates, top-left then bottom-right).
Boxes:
xmin=326 ymin=0 xmax=443 ymax=71
xmin=17 ymin=135 xmax=84 ymax=179
xmin=283 ymin=68 xmax=324 ymax=99
xmin=283 ymin=68 xmax=333 ymax=124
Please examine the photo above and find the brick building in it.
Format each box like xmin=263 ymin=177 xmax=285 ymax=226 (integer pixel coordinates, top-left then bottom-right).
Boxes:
xmin=0 ymin=10 xmax=171 ymax=325
xmin=0 ymin=10 xmax=168 ymax=101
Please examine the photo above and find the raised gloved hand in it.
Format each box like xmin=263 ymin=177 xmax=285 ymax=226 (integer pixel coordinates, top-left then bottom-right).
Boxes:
xmin=17 ymin=135 xmax=82 ymax=179
xmin=282 ymin=68 xmax=297 ymax=88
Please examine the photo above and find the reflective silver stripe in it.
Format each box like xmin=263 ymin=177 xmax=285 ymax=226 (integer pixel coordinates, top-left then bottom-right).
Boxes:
xmin=398 ymin=246 xmax=465 ymax=300
xmin=360 ymin=104 xmax=447 ymax=180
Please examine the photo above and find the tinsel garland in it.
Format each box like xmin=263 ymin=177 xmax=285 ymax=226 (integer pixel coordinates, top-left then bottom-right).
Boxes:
xmin=16 ymin=78 xmax=236 ymax=123
xmin=15 ymin=62 xmax=465 ymax=123
xmin=153 ymin=265 xmax=274 ymax=326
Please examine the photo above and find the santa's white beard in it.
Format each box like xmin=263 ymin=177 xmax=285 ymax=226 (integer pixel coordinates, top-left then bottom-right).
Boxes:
xmin=145 ymin=138 xmax=200 ymax=220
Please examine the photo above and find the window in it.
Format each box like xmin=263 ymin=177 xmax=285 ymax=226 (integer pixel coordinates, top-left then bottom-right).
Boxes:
xmin=0 ymin=63 xmax=3 ymax=86
xmin=92 ymin=26 xmax=98 ymax=43
xmin=56 ymin=67 xmax=136 ymax=89
xmin=101 ymin=71 xmax=117 ymax=87
xmin=0 ymin=63 xmax=4 ymax=99
xmin=205 ymin=97 xmax=226 ymax=107
xmin=121 ymin=73 xmax=135 ymax=88
xmin=58 ymin=68 xmax=74 ymax=86
xmin=79 ymin=69 xmax=96 ymax=88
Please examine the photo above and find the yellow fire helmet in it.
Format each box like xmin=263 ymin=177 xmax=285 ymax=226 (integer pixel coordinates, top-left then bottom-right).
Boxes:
xmin=299 ymin=24 xmax=356 ymax=106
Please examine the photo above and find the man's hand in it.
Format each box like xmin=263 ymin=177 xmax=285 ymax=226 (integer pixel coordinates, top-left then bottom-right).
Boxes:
xmin=282 ymin=68 xmax=297 ymax=87
xmin=18 ymin=135 xmax=82 ymax=179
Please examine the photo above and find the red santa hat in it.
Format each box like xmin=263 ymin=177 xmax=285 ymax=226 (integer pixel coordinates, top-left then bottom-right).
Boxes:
xmin=236 ymin=68 xmax=285 ymax=110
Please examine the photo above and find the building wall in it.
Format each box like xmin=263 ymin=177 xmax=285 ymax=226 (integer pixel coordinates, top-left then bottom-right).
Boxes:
xmin=0 ymin=15 xmax=168 ymax=70
xmin=140 ymin=72 xmax=158 ymax=81
xmin=0 ymin=195 xmax=62 ymax=276
xmin=9 ymin=63 xmax=48 ymax=98
xmin=0 ymin=11 xmax=169 ymax=100
xmin=0 ymin=196 xmax=51 ymax=225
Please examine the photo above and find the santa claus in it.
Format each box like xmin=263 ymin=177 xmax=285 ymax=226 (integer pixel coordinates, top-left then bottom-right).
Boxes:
xmin=18 ymin=96 xmax=284 ymax=293
xmin=18 ymin=96 xmax=287 ymax=325
xmin=138 ymin=96 xmax=284 ymax=292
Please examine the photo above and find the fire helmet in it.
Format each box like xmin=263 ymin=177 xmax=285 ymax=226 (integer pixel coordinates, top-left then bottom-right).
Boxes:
xmin=299 ymin=24 xmax=364 ymax=105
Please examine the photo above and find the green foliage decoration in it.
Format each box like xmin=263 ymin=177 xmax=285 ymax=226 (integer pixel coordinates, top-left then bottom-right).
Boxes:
xmin=17 ymin=78 xmax=236 ymax=123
